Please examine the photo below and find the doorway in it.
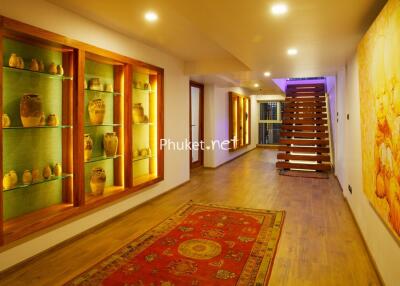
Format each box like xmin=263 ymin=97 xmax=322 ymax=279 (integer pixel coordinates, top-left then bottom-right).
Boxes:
xmin=189 ymin=81 xmax=204 ymax=169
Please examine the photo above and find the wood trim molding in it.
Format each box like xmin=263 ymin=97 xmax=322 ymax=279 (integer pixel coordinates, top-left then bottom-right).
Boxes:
xmin=189 ymin=81 xmax=204 ymax=169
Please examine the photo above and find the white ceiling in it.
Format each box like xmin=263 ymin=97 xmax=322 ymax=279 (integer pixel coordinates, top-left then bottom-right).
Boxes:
xmin=48 ymin=0 xmax=386 ymax=93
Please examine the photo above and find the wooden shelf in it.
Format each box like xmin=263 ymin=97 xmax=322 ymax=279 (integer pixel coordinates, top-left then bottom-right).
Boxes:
xmin=3 ymin=66 xmax=72 ymax=80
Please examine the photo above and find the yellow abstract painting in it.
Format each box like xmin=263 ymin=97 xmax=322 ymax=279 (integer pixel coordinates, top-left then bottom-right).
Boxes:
xmin=358 ymin=0 xmax=400 ymax=239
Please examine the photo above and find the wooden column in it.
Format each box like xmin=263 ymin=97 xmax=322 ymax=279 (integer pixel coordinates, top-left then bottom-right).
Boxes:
xmin=113 ymin=65 xmax=124 ymax=187
xmin=124 ymin=64 xmax=133 ymax=188
xmin=0 ymin=17 xmax=4 ymax=245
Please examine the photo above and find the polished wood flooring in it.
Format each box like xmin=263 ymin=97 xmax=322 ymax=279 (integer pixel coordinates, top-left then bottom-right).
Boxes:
xmin=0 ymin=149 xmax=380 ymax=285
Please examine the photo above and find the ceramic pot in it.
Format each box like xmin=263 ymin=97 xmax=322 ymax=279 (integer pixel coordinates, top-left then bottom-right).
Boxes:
xmin=90 ymin=167 xmax=106 ymax=196
xmin=39 ymin=60 xmax=45 ymax=72
xmin=48 ymin=62 xmax=57 ymax=74
xmin=84 ymin=134 xmax=93 ymax=162
xmin=46 ymin=114 xmax=59 ymax=126
xmin=32 ymin=168 xmax=41 ymax=182
xmin=30 ymin=59 xmax=39 ymax=72
xmin=140 ymin=148 xmax=148 ymax=157
xmin=43 ymin=165 xmax=52 ymax=179
xmin=9 ymin=170 xmax=18 ymax=186
xmin=54 ymin=163 xmax=62 ymax=177
xmin=17 ymin=57 xmax=24 ymax=69
xmin=3 ymin=173 xmax=14 ymax=190
xmin=103 ymin=132 xmax=118 ymax=157
xmin=20 ymin=94 xmax=43 ymax=127
xmin=22 ymin=170 xmax=32 ymax=185
xmin=89 ymin=78 xmax=102 ymax=91
xmin=88 ymin=98 xmax=106 ymax=124
xmin=9 ymin=53 xmax=18 ymax=68
xmin=39 ymin=112 xmax=46 ymax=126
xmin=2 ymin=114 xmax=11 ymax=127
xmin=104 ymin=84 xmax=113 ymax=93
xmin=57 ymin=65 xmax=64 ymax=75
xmin=132 ymin=103 xmax=145 ymax=123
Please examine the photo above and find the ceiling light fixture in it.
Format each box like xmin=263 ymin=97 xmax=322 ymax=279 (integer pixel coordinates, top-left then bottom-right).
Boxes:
xmin=271 ymin=3 xmax=288 ymax=15
xmin=254 ymin=83 xmax=260 ymax=88
xmin=145 ymin=11 xmax=158 ymax=22
xmin=287 ymin=48 xmax=298 ymax=56
xmin=264 ymin=71 xmax=271 ymax=77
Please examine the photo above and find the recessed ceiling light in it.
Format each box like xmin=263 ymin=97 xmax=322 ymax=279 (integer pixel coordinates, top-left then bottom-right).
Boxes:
xmin=271 ymin=3 xmax=288 ymax=15
xmin=287 ymin=48 xmax=298 ymax=56
xmin=264 ymin=71 xmax=271 ymax=77
xmin=145 ymin=11 xmax=158 ymax=22
xmin=254 ymin=83 xmax=260 ymax=88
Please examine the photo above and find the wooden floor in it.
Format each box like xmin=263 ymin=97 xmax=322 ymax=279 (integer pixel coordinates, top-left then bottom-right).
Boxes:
xmin=0 ymin=149 xmax=381 ymax=285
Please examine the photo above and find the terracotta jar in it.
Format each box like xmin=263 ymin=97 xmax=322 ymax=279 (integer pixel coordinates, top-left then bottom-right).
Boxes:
xmin=3 ymin=173 xmax=14 ymax=190
xmin=90 ymin=167 xmax=106 ymax=196
xmin=57 ymin=65 xmax=64 ymax=75
xmin=22 ymin=170 xmax=32 ymax=185
xmin=32 ymin=168 xmax=41 ymax=182
xmin=2 ymin=114 xmax=11 ymax=127
xmin=46 ymin=114 xmax=59 ymax=126
xmin=54 ymin=163 xmax=62 ymax=177
xmin=9 ymin=170 xmax=18 ymax=186
xmin=39 ymin=60 xmax=45 ymax=72
xmin=88 ymin=98 xmax=106 ymax=124
xmin=84 ymin=134 xmax=93 ymax=162
xmin=30 ymin=59 xmax=39 ymax=72
xmin=103 ymin=132 xmax=118 ymax=157
xmin=20 ymin=94 xmax=43 ymax=127
xmin=132 ymin=103 xmax=145 ymax=123
xmin=9 ymin=53 xmax=18 ymax=68
xmin=104 ymin=83 xmax=113 ymax=93
xmin=43 ymin=165 xmax=52 ymax=179
xmin=48 ymin=62 xmax=57 ymax=74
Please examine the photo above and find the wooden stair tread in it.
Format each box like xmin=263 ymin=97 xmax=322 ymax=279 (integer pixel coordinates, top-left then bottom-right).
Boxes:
xmin=283 ymin=114 xmax=327 ymax=119
xmin=277 ymin=153 xmax=331 ymax=162
xmin=276 ymin=162 xmax=331 ymax=171
xmin=285 ymin=102 xmax=326 ymax=107
xmin=282 ymin=119 xmax=328 ymax=125
xmin=285 ymin=97 xmax=326 ymax=102
xmin=278 ymin=146 xmax=330 ymax=153
xmin=281 ymin=125 xmax=328 ymax=131
xmin=286 ymin=94 xmax=325 ymax=98
xmin=280 ymin=132 xmax=329 ymax=139
xmin=286 ymin=83 xmax=325 ymax=89
xmin=284 ymin=108 xmax=327 ymax=113
xmin=280 ymin=139 xmax=329 ymax=146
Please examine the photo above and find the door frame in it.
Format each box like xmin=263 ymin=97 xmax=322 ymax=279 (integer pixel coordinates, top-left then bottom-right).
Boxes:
xmin=189 ymin=81 xmax=204 ymax=169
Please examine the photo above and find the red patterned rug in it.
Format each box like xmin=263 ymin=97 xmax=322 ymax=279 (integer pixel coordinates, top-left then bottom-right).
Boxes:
xmin=65 ymin=202 xmax=285 ymax=286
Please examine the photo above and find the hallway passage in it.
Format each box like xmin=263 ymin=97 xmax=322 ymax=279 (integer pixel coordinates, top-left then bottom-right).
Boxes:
xmin=0 ymin=149 xmax=380 ymax=286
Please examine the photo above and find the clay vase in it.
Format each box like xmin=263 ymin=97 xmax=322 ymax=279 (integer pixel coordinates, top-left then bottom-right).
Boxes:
xmin=104 ymin=83 xmax=113 ymax=93
xmin=57 ymin=65 xmax=64 ymax=75
xmin=17 ymin=57 xmax=24 ymax=69
xmin=32 ymin=169 xmax=41 ymax=182
xmin=54 ymin=163 xmax=62 ymax=177
xmin=2 ymin=114 xmax=11 ymax=127
xmin=9 ymin=53 xmax=18 ymax=68
xmin=9 ymin=170 xmax=18 ymax=186
xmin=140 ymin=148 xmax=148 ymax=157
xmin=39 ymin=60 xmax=45 ymax=72
xmin=48 ymin=62 xmax=57 ymax=74
xmin=132 ymin=103 xmax=145 ymax=123
xmin=3 ymin=173 xmax=14 ymax=190
xmin=89 ymin=78 xmax=102 ymax=91
xmin=30 ymin=59 xmax=39 ymax=72
xmin=90 ymin=167 xmax=106 ymax=196
xmin=39 ymin=112 xmax=46 ymax=126
xmin=103 ymin=132 xmax=118 ymax=157
xmin=43 ymin=165 xmax=52 ymax=179
xmin=88 ymin=98 xmax=106 ymax=124
xmin=20 ymin=94 xmax=43 ymax=127
xmin=22 ymin=170 xmax=32 ymax=185
xmin=84 ymin=134 xmax=93 ymax=162
xmin=46 ymin=114 xmax=59 ymax=126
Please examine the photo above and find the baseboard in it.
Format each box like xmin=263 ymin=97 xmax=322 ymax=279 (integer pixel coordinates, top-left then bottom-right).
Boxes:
xmin=0 ymin=179 xmax=190 ymax=275
xmin=204 ymin=147 xmax=256 ymax=169
xmin=343 ymin=197 xmax=385 ymax=286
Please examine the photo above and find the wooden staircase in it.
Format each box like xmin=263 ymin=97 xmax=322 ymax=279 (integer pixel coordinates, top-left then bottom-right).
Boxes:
xmin=276 ymin=83 xmax=332 ymax=172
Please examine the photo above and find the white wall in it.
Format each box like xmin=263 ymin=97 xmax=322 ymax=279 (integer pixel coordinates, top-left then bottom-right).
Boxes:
xmin=0 ymin=0 xmax=190 ymax=270
xmin=335 ymin=55 xmax=400 ymax=286
xmin=203 ymin=85 xmax=256 ymax=168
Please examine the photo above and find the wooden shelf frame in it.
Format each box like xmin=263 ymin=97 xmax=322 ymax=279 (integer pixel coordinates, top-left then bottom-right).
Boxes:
xmin=229 ymin=92 xmax=251 ymax=152
xmin=0 ymin=16 xmax=164 ymax=245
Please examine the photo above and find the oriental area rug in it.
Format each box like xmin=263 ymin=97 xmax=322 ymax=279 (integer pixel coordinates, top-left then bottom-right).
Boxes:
xmin=65 ymin=202 xmax=285 ymax=286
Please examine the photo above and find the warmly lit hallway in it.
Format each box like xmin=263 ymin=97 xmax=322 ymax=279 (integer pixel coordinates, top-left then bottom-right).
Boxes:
xmin=0 ymin=149 xmax=380 ymax=286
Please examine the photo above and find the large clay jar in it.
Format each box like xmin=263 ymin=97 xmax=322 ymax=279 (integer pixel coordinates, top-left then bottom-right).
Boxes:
xmin=132 ymin=103 xmax=145 ymax=123
xmin=2 ymin=114 xmax=11 ymax=127
xmin=20 ymin=94 xmax=43 ymax=127
xmin=103 ymin=132 xmax=118 ymax=157
xmin=9 ymin=170 xmax=18 ymax=186
xmin=43 ymin=165 xmax=52 ymax=179
xmin=9 ymin=53 xmax=18 ymax=68
xmin=84 ymin=134 xmax=93 ymax=162
xmin=88 ymin=99 xmax=106 ymax=124
xmin=90 ymin=167 xmax=106 ymax=196
xmin=48 ymin=62 xmax=57 ymax=74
